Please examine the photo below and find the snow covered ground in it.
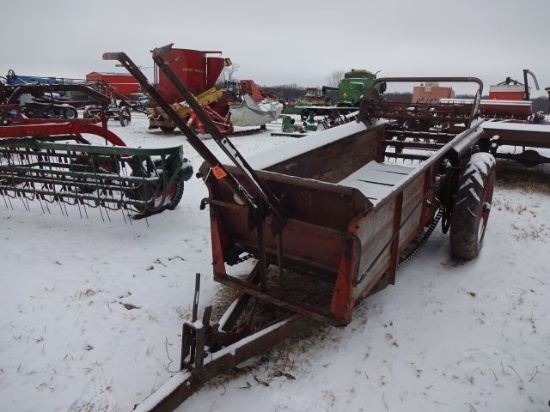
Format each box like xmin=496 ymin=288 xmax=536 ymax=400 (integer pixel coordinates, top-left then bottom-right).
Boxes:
xmin=1 ymin=113 xmax=550 ymax=412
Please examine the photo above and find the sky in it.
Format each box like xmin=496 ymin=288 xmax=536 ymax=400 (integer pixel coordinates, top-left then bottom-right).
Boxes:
xmin=2 ymin=0 xmax=550 ymax=97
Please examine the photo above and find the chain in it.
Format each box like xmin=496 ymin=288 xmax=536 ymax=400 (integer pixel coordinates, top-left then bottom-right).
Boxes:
xmin=397 ymin=208 xmax=443 ymax=267
xmin=235 ymin=253 xmax=254 ymax=264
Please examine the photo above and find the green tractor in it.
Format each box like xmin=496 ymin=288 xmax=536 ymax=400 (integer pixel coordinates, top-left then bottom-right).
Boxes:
xmin=291 ymin=69 xmax=386 ymax=119
xmin=324 ymin=69 xmax=386 ymax=109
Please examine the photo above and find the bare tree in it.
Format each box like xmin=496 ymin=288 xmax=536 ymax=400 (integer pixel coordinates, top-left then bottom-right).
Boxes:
xmin=220 ymin=63 xmax=240 ymax=84
xmin=325 ymin=70 xmax=346 ymax=87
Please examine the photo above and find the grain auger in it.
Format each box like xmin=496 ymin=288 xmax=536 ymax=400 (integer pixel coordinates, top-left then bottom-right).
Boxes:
xmin=0 ymin=83 xmax=193 ymax=219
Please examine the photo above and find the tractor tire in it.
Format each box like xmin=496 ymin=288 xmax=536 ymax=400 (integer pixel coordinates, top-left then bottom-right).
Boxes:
xmin=160 ymin=126 xmax=176 ymax=133
xmin=64 ymin=107 xmax=78 ymax=119
xmin=450 ymin=152 xmax=496 ymax=261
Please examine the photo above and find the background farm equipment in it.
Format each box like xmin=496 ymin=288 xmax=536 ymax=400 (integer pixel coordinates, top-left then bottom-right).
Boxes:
xmin=0 ymin=84 xmax=193 ymax=219
xmin=1 ymin=83 xmax=80 ymax=120
xmin=3 ymin=69 xmax=83 ymax=87
xmin=106 ymin=48 xmax=498 ymax=411
xmin=83 ymin=102 xmax=132 ymax=126
xmin=18 ymin=94 xmax=79 ymax=119
xmin=292 ymin=69 xmax=385 ymax=120
xmin=83 ymin=79 xmax=152 ymax=127
xmin=478 ymin=70 xmax=550 ymax=166
xmin=146 ymin=44 xmax=230 ymax=133
xmin=324 ymin=69 xmax=383 ymax=108
xmin=1 ymin=70 xmax=90 ymax=120
xmin=295 ymin=86 xmax=331 ymax=107
xmin=437 ymin=70 xmax=550 ymax=166
xmin=146 ymin=47 xmax=280 ymax=134
xmin=479 ymin=69 xmax=540 ymax=121
xmin=440 ymin=69 xmax=542 ymax=123
xmin=150 ymin=87 xmax=232 ymax=134
xmin=270 ymin=112 xmax=319 ymax=137
xmin=225 ymin=79 xmax=283 ymax=128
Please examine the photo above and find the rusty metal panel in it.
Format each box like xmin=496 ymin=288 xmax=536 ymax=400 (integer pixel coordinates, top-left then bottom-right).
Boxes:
xmin=482 ymin=123 xmax=550 ymax=148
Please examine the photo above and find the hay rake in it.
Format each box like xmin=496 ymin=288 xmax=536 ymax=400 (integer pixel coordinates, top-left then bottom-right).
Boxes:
xmin=0 ymin=102 xmax=193 ymax=219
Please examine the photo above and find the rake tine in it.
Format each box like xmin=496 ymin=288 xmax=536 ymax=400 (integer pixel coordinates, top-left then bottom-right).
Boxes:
xmin=37 ymin=196 xmax=46 ymax=214
xmin=62 ymin=201 xmax=69 ymax=217
xmin=44 ymin=195 xmax=52 ymax=214
xmin=83 ymin=201 xmax=89 ymax=219
xmin=105 ymin=205 xmax=112 ymax=222
xmin=98 ymin=202 xmax=105 ymax=222
xmin=1 ymin=191 xmax=10 ymax=209
xmin=21 ymin=194 xmax=30 ymax=212
xmin=75 ymin=197 xmax=84 ymax=219
xmin=57 ymin=199 xmax=65 ymax=216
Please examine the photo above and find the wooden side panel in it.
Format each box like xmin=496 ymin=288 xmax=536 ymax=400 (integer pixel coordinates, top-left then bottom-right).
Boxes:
xmin=264 ymin=126 xmax=385 ymax=183
xmin=351 ymin=173 xmax=427 ymax=301
xmin=208 ymin=170 xmax=373 ymax=278
xmin=354 ymin=200 xmax=395 ymax=287
xmin=397 ymin=175 xmax=426 ymax=250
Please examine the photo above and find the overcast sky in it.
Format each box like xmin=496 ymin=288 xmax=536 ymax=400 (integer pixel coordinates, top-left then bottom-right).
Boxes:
xmin=2 ymin=0 xmax=549 ymax=97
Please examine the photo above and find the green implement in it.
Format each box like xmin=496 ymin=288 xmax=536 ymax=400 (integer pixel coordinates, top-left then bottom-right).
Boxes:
xmin=0 ymin=137 xmax=192 ymax=219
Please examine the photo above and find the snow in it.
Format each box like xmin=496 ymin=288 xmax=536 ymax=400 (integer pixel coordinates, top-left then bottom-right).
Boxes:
xmin=2 ymin=113 xmax=550 ymax=412
xmin=247 ymin=119 xmax=371 ymax=170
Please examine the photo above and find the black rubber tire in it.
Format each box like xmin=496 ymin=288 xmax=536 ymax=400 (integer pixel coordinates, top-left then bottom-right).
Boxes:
xmin=166 ymin=170 xmax=186 ymax=210
xmin=160 ymin=126 xmax=176 ymax=133
xmin=450 ymin=152 xmax=496 ymax=261
xmin=64 ymin=107 xmax=78 ymax=119
xmin=131 ymin=170 xmax=185 ymax=219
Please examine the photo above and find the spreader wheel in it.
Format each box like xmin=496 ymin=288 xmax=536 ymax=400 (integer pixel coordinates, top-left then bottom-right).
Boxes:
xmin=450 ymin=152 xmax=496 ymax=260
